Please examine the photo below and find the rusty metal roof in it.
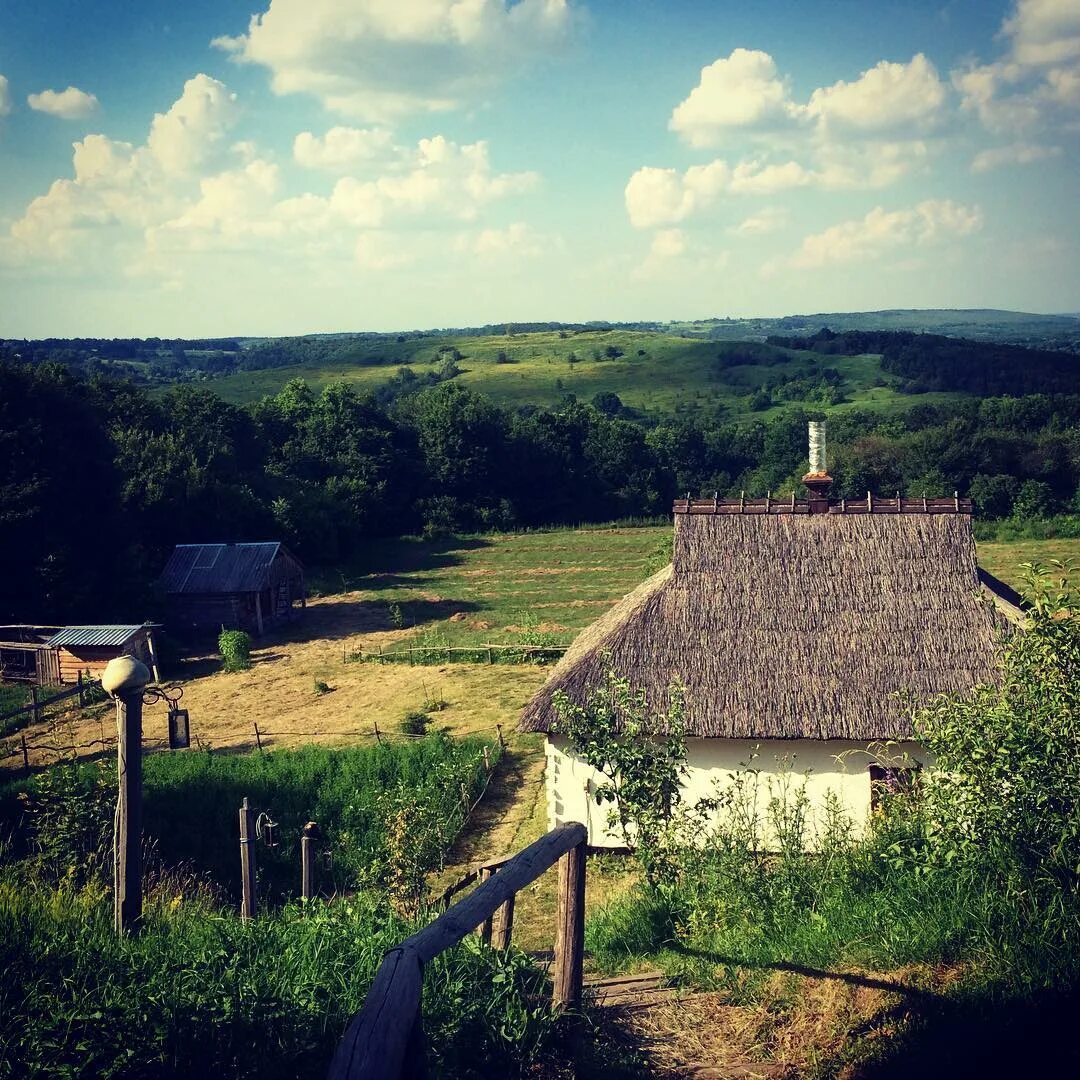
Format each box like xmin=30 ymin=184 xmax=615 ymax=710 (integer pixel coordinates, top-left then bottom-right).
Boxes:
xmin=159 ymin=542 xmax=296 ymax=595
xmin=46 ymin=625 xmax=148 ymax=648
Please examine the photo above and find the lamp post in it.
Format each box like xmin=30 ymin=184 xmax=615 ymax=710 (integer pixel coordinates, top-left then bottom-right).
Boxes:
xmin=102 ymin=655 xmax=151 ymax=935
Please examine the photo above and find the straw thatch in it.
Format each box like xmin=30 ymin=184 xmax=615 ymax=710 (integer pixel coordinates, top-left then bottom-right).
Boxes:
xmin=520 ymin=510 xmax=1019 ymax=741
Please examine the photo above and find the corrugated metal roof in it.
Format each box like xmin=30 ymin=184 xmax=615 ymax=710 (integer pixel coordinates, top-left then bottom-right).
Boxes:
xmin=158 ymin=542 xmax=286 ymax=595
xmin=46 ymin=625 xmax=147 ymax=648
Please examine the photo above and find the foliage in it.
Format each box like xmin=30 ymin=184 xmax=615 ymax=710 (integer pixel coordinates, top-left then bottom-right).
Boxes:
xmin=915 ymin=561 xmax=1080 ymax=894
xmin=586 ymin=565 xmax=1080 ymax=999
xmin=399 ymin=710 xmax=429 ymax=736
xmin=218 ymin=629 xmax=252 ymax=672
xmin=0 ymin=882 xmax=556 ymax=1078
xmin=313 ymin=678 xmax=331 ymax=696
xmin=553 ymin=668 xmax=690 ymax=885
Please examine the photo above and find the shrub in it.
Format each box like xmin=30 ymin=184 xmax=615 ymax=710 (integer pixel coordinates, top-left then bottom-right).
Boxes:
xmin=313 ymin=678 xmax=331 ymax=695
xmin=218 ymin=629 xmax=252 ymax=671
xmin=553 ymin=667 xmax=690 ymax=885
xmin=399 ymin=711 xmax=428 ymax=736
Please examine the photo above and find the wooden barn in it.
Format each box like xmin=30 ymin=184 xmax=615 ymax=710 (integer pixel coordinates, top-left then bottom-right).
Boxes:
xmin=44 ymin=625 xmax=159 ymax=684
xmin=0 ymin=624 xmax=159 ymax=685
xmin=159 ymin=542 xmax=306 ymax=636
xmin=520 ymin=422 xmax=1025 ymax=847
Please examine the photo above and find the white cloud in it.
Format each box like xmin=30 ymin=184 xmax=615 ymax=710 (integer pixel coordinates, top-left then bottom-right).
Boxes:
xmin=785 ymin=199 xmax=983 ymax=270
xmin=728 ymin=159 xmax=812 ymax=195
xmin=624 ymin=167 xmax=695 ymax=228
xmin=971 ymin=140 xmax=1062 ymax=171
xmin=455 ymin=221 xmax=550 ymax=259
xmin=213 ymin=0 xmax=575 ymax=121
xmin=953 ymin=1 xmax=1080 ymax=134
xmin=329 ymin=136 xmax=538 ymax=228
xmin=624 ymin=146 xmax=921 ymax=231
xmin=293 ymin=126 xmax=393 ymax=169
xmin=805 ymin=54 xmax=946 ymax=133
xmin=1 ymin=75 xmax=13 ymax=117
xmin=650 ymin=228 xmax=686 ymax=259
xmin=1004 ymin=0 xmax=1080 ymax=67
xmin=731 ymin=206 xmax=788 ymax=235
xmin=27 ymin=86 xmax=99 ymax=119
xmin=146 ymin=74 xmax=240 ymax=174
xmin=670 ymin=49 xmax=796 ymax=148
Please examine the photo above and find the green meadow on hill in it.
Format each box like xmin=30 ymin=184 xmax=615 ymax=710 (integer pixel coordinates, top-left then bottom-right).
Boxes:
xmin=206 ymin=329 xmax=959 ymax=419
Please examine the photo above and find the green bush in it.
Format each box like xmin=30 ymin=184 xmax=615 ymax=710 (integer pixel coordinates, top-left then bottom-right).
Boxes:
xmin=218 ymin=629 xmax=252 ymax=672
xmin=399 ymin=711 xmax=428 ymax=736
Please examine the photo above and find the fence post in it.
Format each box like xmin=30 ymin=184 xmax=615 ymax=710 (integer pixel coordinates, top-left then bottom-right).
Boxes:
xmin=496 ymin=724 xmax=506 ymax=751
xmin=102 ymin=656 xmax=151 ymax=936
xmin=477 ymin=867 xmax=495 ymax=946
xmin=253 ymin=721 xmax=263 ymax=751
xmin=492 ymin=889 xmax=515 ymax=951
xmin=30 ymin=685 xmax=39 ymax=725
xmin=301 ymin=821 xmax=319 ymax=900
xmin=240 ymin=796 xmax=257 ymax=920
xmin=20 ymin=734 xmax=29 ymax=776
xmin=77 ymin=671 xmax=84 ymax=708
xmin=552 ymin=840 xmax=586 ymax=1010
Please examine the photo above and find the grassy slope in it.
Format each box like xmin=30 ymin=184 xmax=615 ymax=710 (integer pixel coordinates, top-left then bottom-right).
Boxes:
xmin=204 ymin=329 xmax=961 ymax=418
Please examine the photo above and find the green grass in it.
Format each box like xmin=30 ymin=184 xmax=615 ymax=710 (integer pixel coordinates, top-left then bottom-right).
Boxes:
xmin=316 ymin=524 xmax=670 ymax=654
xmin=0 ymin=882 xmax=559 ymax=1079
xmin=310 ymin=525 xmax=1078 ymax=658
xmin=202 ymin=329 xmax=956 ymax=420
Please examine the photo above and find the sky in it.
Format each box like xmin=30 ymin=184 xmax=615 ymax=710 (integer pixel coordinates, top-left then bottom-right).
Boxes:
xmin=0 ymin=0 xmax=1077 ymax=337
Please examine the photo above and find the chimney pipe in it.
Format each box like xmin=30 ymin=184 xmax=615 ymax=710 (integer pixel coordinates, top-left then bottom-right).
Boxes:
xmin=802 ymin=420 xmax=832 ymax=505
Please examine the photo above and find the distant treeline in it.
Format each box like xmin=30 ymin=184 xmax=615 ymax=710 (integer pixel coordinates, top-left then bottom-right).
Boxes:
xmin=767 ymin=328 xmax=1080 ymax=396
xmin=2 ymin=358 xmax=1079 ymax=624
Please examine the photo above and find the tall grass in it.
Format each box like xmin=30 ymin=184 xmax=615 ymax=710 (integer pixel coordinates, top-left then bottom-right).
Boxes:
xmin=0 ymin=881 xmax=554 ymax=1079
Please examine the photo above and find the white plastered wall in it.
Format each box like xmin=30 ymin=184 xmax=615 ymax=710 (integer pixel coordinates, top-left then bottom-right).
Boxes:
xmin=545 ymin=735 xmax=928 ymax=847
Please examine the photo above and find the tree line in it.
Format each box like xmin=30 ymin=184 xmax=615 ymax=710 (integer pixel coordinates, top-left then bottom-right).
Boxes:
xmin=1 ymin=359 xmax=1078 ymax=623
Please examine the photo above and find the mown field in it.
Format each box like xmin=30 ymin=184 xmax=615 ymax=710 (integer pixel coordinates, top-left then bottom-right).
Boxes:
xmin=204 ymin=329 xmax=961 ymax=419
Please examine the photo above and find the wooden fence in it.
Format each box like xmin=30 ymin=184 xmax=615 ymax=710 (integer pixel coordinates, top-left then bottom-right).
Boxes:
xmin=328 ymin=821 xmax=588 ymax=1080
xmin=0 ymin=673 xmax=100 ymax=728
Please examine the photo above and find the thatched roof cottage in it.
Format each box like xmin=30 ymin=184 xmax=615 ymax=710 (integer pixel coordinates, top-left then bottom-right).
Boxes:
xmin=520 ymin=423 xmax=1024 ymax=846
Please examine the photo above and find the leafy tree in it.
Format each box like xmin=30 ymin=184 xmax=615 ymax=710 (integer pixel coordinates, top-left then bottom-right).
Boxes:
xmin=553 ymin=668 xmax=689 ymax=885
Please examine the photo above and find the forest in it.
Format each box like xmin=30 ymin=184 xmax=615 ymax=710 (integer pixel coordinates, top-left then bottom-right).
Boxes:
xmin=2 ymin=349 xmax=1078 ymax=624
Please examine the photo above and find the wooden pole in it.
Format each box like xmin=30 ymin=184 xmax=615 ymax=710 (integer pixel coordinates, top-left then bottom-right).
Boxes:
xmin=255 ymin=592 xmax=265 ymax=636
xmin=30 ymin=685 xmax=39 ymax=725
xmin=114 ymin=685 xmax=146 ymax=935
xmin=77 ymin=671 xmax=84 ymax=708
xmin=239 ymin=796 xmax=257 ymax=920
xmin=492 ymin=890 xmax=515 ymax=951
xmin=552 ymin=840 xmax=586 ymax=1010
xmin=496 ymin=724 xmax=505 ymax=751
xmin=301 ymin=821 xmax=318 ymax=901
xmin=477 ymin=867 xmax=495 ymax=946
xmin=145 ymin=631 xmax=161 ymax=684
xmin=253 ymin=721 xmax=263 ymax=751
xmin=20 ymin=734 xmax=29 ymax=776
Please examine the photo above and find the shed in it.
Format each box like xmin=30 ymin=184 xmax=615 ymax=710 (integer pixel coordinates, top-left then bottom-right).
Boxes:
xmin=44 ymin=624 xmax=159 ymax=684
xmin=521 ymin=428 xmax=1024 ymax=847
xmin=159 ymin=542 xmax=306 ymax=635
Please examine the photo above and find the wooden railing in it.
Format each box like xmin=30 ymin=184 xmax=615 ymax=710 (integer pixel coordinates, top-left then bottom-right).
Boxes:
xmin=327 ymin=821 xmax=587 ymax=1080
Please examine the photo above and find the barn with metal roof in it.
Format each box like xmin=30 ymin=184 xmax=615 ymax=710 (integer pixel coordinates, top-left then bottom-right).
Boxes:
xmin=45 ymin=624 xmax=158 ymax=684
xmin=159 ymin=542 xmax=306 ymax=635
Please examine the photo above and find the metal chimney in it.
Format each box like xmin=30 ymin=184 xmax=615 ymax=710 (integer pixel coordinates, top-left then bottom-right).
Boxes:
xmin=802 ymin=420 xmax=832 ymax=505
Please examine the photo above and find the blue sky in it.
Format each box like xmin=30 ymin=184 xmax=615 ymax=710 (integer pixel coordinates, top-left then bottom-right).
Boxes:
xmin=0 ymin=1 xmax=1077 ymax=337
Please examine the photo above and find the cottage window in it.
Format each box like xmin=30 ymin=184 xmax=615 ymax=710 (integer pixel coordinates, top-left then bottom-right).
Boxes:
xmin=869 ymin=763 xmax=920 ymax=812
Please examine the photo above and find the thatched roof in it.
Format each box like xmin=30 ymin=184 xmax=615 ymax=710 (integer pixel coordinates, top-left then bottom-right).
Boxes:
xmin=520 ymin=503 xmax=1020 ymax=741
